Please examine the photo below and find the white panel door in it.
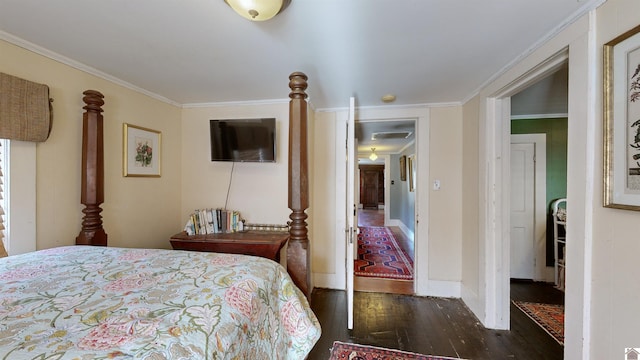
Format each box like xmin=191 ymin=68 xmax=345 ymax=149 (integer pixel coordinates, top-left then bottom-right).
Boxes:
xmin=510 ymin=142 xmax=535 ymax=279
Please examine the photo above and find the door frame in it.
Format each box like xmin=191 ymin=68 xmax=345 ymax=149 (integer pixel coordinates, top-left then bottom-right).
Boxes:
xmin=481 ymin=50 xmax=569 ymax=330
xmin=353 ymin=106 xmax=428 ymax=295
xmin=511 ymin=134 xmax=549 ymax=281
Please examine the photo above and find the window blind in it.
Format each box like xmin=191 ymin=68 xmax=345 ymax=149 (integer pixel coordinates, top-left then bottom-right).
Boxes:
xmin=0 ymin=140 xmax=7 ymax=257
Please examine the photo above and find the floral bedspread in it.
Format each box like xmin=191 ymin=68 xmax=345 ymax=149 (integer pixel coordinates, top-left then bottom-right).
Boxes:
xmin=0 ymin=246 xmax=321 ymax=359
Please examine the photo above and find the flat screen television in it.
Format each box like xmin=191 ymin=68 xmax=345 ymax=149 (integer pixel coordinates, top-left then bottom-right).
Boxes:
xmin=209 ymin=118 xmax=276 ymax=162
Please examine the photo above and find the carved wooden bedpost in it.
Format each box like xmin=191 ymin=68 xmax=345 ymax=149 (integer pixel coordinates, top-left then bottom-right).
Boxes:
xmin=288 ymin=72 xmax=311 ymax=298
xmin=76 ymin=90 xmax=107 ymax=246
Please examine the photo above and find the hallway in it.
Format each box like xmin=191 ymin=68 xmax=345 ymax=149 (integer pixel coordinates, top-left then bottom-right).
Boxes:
xmin=356 ymin=209 xmax=414 ymax=294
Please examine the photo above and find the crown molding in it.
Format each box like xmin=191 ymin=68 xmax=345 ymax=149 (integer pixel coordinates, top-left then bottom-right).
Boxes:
xmin=461 ymin=0 xmax=606 ymax=106
xmin=0 ymin=30 xmax=182 ymax=107
xmin=182 ymin=98 xmax=290 ymax=108
xmin=316 ymin=101 xmax=461 ymax=113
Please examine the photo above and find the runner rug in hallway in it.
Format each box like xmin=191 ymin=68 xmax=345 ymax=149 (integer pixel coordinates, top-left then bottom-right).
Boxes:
xmin=328 ymin=341 xmax=464 ymax=360
xmin=513 ymin=301 xmax=564 ymax=345
xmin=355 ymin=226 xmax=413 ymax=280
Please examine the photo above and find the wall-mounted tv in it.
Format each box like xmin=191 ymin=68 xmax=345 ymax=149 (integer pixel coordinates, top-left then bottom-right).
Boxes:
xmin=209 ymin=118 xmax=276 ymax=162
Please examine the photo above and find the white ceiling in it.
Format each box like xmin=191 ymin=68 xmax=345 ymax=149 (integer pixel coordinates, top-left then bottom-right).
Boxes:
xmin=0 ymin=0 xmax=590 ymax=156
xmin=0 ymin=0 xmax=600 ymax=110
xmin=357 ymin=119 xmax=415 ymax=160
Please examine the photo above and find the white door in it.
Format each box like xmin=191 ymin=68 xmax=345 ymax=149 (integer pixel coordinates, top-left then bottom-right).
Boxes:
xmin=510 ymin=142 xmax=535 ymax=279
xmin=345 ymin=97 xmax=357 ymax=329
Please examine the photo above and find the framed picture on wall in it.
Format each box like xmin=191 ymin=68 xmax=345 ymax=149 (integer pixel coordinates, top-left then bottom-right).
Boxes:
xmin=400 ymin=155 xmax=407 ymax=181
xmin=603 ymin=24 xmax=640 ymax=210
xmin=123 ymin=123 xmax=162 ymax=177
xmin=408 ymin=155 xmax=416 ymax=192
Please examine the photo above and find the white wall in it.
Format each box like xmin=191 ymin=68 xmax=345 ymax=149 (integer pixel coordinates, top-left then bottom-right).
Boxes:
xmin=428 ymin=106 xmax=463 ymax=285
xmin=310 ymin=111 xmax=341 ymax=286
xmin=591 ymin=0 xmax=640 ymax=357
xmin=1 ymin=38 xmax=183 ymax=251
xmin=461 ymin=96 xmax=481 ymax=315
xmin=180 ymin=103 xmax=291 ymax=227
xmin=463 ymin=0 xmax=640 ymax=357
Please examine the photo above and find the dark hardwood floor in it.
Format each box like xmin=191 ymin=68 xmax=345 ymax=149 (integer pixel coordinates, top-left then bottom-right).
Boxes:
xmin=510 ymin=279 xmax=564 ymax=305
xmin=358 ymin=208 xmax=385 ymax=227
xmin=327 ymin=209 xmax=565 ymax=359
xmin=307 ymin=281 xmax=564 ymax=360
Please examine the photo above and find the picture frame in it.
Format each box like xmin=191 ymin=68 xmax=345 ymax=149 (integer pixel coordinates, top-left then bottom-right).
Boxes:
xmin=604 ymin=24 xmax=640 ymax=210
xmin=408 ymin=155 xmax=416 ymax=192
xmin=399 ymin=155 xmax=407 ymax=181
xmin=123 ymin=123 xmax=161 ymax=177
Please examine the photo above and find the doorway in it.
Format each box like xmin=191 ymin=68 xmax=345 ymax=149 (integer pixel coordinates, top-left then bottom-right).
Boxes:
xmin=355 ymin=207 xmax=414 ymax=294
xmin=354 ymin=119 xmax=417 ymax=295
xmin=360 ymin=165 xmax=384 ymax=210
xmin=506 ymin=59 xmax=568 ymax=351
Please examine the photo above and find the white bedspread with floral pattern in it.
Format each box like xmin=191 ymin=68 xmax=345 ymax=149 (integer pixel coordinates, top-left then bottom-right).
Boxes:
xmin=0 ymin=246 xmax=320 ymax=359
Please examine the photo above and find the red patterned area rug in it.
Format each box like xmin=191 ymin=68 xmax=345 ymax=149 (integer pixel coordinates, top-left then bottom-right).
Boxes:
xmin=355 ymin=226 xmax=413 ymax=280
xmin=513 ymin=301 xmax=564 ymax=345
xmin=328 ymin=341 xmax=464 ymax=360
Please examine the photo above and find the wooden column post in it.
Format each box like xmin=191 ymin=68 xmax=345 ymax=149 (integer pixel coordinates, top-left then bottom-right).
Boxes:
xmin=287 ymin=72 xmax=310 ymax=298
xmin=76 ymin=90 xmax=107 ymax=246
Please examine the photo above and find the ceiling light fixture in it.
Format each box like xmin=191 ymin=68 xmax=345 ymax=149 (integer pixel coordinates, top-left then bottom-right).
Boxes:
xmin=369 ymin=148 xmax=378 ymax=161
xmin=381 ymin=94 xmax=396 ymax=103
xmin=224 ymin=0 xmax=291 ymax=21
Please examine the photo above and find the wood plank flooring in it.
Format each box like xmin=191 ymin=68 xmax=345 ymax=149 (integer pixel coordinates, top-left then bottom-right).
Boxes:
xmin=307 ymin=281 xmax=564 ymax=360
xmin=318 ymin=209 xmax=565 ymax=359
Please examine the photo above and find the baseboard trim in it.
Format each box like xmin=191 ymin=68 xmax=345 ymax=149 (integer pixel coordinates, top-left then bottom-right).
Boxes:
xmin=387 ymin=218 xmax=414 ymax=240
xmin=313 ymin=272 xmax=344 ymax=290
xmin=423 ymin=280 xmax=461 ymax=298
xmin=461 ymin=284 xmax=484 ymax=325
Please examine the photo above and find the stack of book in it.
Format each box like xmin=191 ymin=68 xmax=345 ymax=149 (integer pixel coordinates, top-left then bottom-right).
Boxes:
xmin=183 ymin=209 xmax=244 ymax=236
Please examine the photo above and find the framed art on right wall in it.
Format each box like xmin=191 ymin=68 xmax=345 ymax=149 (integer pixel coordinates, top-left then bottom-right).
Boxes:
xmin=408 ymin=155 xmax=416 ymax=192
xmin=604 ymin=24 xmax=640 ymax=210
xmin=399 ymin=155 xmax=407 ymax=181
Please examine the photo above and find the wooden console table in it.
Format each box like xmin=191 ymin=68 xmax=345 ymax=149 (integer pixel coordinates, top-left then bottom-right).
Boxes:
xmin=170 ymin=231 xmax=289 ymax=262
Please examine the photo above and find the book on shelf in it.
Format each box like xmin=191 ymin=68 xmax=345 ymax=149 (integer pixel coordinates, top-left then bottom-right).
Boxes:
xmin=204 ymin=209 xmax=214 ymax=234
xmin=183 ymin=208 xmax=245 ymax=235
xmin=220 ymin=210 xmax=227 ymax=233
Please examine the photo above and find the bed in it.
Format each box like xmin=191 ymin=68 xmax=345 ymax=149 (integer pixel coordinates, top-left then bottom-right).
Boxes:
xmin=0 ymin=73 xmax=319 ymax=359
xmin=0 ymin=246 xmax=318 ymax=358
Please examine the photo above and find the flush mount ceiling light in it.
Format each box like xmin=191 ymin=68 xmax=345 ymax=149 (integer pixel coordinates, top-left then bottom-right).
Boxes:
xmin=369 ymin=148 xmax=378 ymax=161
xmin=224 ymin=0 xmax=291 ymax=21
xmin=381 ymin=94 xmax=396 ymax=103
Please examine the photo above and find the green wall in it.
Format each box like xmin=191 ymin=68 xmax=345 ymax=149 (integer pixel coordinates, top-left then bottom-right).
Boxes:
xmin=511 ymin=117 xmax=567 ymax=265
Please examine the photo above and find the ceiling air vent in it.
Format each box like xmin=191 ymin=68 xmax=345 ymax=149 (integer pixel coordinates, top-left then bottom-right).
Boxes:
xmin=371 ymin=131 xmax=412 ymax=140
